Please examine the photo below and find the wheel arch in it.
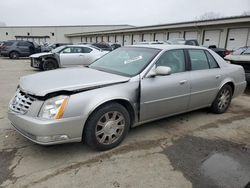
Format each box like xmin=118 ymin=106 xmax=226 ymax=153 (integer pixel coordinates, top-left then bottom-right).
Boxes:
xmin=82 ymin=98 xmax=136 ymax=138
xmin=9 ymin=50 xmax=20 ymax=57
xmin=219 ymin=79 xmax=235 ymax=96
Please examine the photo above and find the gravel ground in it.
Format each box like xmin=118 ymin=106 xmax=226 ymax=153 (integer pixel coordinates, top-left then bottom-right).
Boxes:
xmin=0 ymin=57 xmax=250 ymax=188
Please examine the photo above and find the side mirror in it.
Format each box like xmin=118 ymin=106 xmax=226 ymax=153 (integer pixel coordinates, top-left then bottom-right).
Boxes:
xmin=147 ymin=66 xmax=171 ymax=77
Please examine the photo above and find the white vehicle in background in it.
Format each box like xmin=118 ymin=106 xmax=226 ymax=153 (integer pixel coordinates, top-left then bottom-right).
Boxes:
xmin=30 ymin=45 xmax=108 ymax=71
xmin=224 ymin=46 xmax=250 ymax=83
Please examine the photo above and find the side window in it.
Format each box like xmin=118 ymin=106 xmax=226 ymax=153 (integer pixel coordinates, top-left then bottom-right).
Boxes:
xmin=156 ymin=50 xmax=185 ymax=74
xmin=61 ymin=47 xmax=72 ymax=53
xmin=205 ymin=51 xmax=219 ymax=68
xmin=82 ymin=47 xmax=92 ymax=53
xmin=17 ymin=41 xmax=30 ymax=47
xmin=243 ymin=48 xmax=250 ymax=55
xmin=72 ymin=47 xmax=83 ymax=53
xmin=189 ymin=49 xmax=209 ymax=70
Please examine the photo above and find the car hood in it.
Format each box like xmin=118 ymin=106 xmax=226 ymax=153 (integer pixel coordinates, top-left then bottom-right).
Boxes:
xmin=19 ymin=67 xmax=130 ymax=97
xmin=30 ymin=52 xmax=53 ymax=58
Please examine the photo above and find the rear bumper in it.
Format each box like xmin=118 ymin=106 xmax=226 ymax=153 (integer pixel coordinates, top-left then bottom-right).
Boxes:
xmin=8 ymin=111 xmax=84 ymax=145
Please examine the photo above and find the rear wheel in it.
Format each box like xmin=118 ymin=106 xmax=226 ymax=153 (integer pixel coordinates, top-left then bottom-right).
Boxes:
xmin=211 ymin=84 xmax=232 ymax=114
xmin=43 ymin=59 xmax=58 ymax=71
xmin=9 ymin=51 xmax=19 ymax=59
xmin=84 ymin=103 xmax=130 ymax=151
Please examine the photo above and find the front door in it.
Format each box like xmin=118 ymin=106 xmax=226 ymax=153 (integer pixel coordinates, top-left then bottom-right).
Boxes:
xmin=140 ymin=49 xmax=190 ymax=122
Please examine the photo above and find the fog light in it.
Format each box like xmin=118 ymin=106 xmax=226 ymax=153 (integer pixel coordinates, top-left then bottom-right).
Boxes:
xmin=36 ymin=135 xmax=69 ymax=143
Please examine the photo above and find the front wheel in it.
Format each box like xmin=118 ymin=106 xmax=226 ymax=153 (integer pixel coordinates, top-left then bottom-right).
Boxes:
xmin=211 ymin=84 xmax=232 ymax=114
xmin=9 ymin=51 xmax=19 ymax=59
xmin=84 ymin=103 xmax=130 ymax=151
xmin=43 ymin=59 xmax=58 ymax=71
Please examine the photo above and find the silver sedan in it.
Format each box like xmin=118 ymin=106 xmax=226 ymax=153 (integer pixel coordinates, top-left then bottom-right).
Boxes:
xmin=8 ymin=45 xmax=246 ymax=150
xmin=30 ymin=45 xmax=108 ymax=70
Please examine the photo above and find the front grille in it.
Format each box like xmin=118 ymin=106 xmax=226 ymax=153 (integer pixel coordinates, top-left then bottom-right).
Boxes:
xmin=10 ymin=89 xmax=35 ymax=114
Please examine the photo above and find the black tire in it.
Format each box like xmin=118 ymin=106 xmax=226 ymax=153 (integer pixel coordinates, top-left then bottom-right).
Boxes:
xmin=42 ymin=59 xmax=58 ymax=71
xmin=9 ymin=51 xmax=20 ymax=59
xmin=211 ymin=84 xmax=233 ymax=114
xmin=84 ymin=102 xmax=130 ymax=151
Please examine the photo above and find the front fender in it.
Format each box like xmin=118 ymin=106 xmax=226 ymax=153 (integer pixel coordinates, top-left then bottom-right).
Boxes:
xmin=63 ymin=80 xmax=140 ymax=134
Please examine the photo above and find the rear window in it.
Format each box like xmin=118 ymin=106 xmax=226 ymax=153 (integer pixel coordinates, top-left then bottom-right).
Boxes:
xmin=189 ymin=49 xmax=210 ymax=70
xmin=4 ymin=41 xmax=14 ymax=46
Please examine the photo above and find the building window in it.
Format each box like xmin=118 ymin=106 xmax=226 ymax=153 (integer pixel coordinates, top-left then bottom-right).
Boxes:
xmin=6 ymin=32 xmax=8 ymax=35
xmin=51 ymin=32 xmax=55 ymax=36
xmin=27 ymin=32 xmax=30 ymax=36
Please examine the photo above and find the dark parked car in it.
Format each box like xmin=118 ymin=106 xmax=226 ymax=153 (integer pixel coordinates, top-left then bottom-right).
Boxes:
xmin=41 ymin=43 xmax=72 ymax=52
xmin=207 ymin=45 xmax=231 ymax=58
xmin=109 ymin=43 xmax=121 ymax=50
xmin=0 ymin=41 xmax=5 ymax=54
xmin=91 ymin=42 xmax=113 ymax=51
xmin=0 ymin=40 xmax=41 ymax=59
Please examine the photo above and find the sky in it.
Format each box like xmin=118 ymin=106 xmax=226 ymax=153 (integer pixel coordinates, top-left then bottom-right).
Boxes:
xmin=0 ymin=0 xmax=249 ymax=26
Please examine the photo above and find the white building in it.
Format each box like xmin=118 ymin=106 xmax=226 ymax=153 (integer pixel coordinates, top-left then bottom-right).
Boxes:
xmin=1 ymin=16 xmax=250 ymax=50
xmin=66 ymin=16 xmax=250 ymax=50
xmin=0 ymin=25 xmax=133 ymax=44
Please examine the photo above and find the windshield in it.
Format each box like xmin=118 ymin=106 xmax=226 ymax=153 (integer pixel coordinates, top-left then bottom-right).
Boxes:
xmin=90 ymin=47 xmax=160 ymax=77
xmin=232 ymin=47 xmax=248 ymax=55
xmin=52 ymin=46 xmax=66 ymax=53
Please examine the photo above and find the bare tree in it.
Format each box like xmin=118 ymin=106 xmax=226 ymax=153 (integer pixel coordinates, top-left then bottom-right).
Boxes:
xmin=196 ymin=12 xmax=223 ymax=21
xmin=241 ymin=10 xmax=250 ymax=16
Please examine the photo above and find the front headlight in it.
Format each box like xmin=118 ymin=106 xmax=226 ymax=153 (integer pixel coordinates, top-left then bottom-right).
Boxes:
xmin=39 ymin=95 xmax=69 ymax=120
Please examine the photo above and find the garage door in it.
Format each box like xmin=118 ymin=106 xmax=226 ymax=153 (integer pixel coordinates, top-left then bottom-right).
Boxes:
xmin=116 ymin=35 xmax=123 ymax=45
xmin=143 ymin=34 xmax=152 ymax=42
xmin=185 ymin=31 xmax=198 ymax=40
xmin=155 ymin=33 xmax=165 ymax=41
xmin=226 ymin=28 xmax=249 ymax=50
xmin=102 ymin=36 xmax=108 ymax=43
xmin=109 ymin=35 xmax=115 ymax=43
xmin=124 ymin=35 xmax=132 ymax=45
xmin=81 ymin=37 xmax=87 ymax=43
xmin=168 ymin=32 xmax=181 ymax=39
xmin=97 ymin=36 xmax=102 ymax=42
xmin=91 ymin=37 xmax=96 ymax=43
xmin=132 ymin=34 xmax=141 ymax=44
xmin=203 ymin=30 xmax=221 ymax=47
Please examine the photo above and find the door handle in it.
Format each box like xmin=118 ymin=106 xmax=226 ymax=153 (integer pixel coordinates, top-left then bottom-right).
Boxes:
xmin=179 ymin=80 xmax=187 ymax=85
xmin=216 ymin=75 xmax=221 ymax=79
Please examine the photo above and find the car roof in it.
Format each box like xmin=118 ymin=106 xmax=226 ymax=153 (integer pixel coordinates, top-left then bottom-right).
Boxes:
xmin=128 ymin=44 xmax=207 ymax=50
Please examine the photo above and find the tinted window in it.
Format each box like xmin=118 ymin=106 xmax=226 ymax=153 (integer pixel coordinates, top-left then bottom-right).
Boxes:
xmin=205 ymin=51 xmax=219 ymax=68
xmin=156 ymin=50 xmax=185 ymax=73
xmin=17 ymin=41 xmax=31 ymax=47
xmin=189 ymin=49 xmax=209 ymax=70
xmin=61 ymin=47 xmax=83 ymax=53
xmin=82 ymin=47 xmax=92 ymax=53
xmin=4 ymin=41 xmax=14 ymax=46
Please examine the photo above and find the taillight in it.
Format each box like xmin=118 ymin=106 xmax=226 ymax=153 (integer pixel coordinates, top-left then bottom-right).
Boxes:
xmin=224 ymin=50 xmax=231 ymax=56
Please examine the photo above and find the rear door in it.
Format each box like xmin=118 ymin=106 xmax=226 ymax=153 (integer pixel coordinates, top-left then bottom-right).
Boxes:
xmin=16 ymin=41 xmax=31 ymax=55
xmin=188 ymin=49 xmax=223 ymax=109
xmin=140 ymin=49 xmax=191 ymax=122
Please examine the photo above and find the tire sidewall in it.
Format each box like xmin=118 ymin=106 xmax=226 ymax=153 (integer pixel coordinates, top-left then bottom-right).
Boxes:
xmin=212 ymin=84 xmax=232 ymax=114
xmin=10 ymin=52 xmax=19 ymax=59
xmin=84 ymin=103 xmax=130 ymax=151
xmin=43 ymin=59 xmax=57 ymax=71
